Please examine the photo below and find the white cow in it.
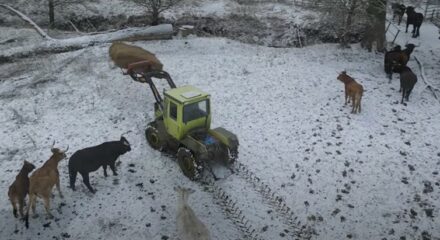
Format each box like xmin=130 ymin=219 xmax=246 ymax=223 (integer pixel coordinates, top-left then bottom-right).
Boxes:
xmin=175 ymin=186 xmax=211 ymax=240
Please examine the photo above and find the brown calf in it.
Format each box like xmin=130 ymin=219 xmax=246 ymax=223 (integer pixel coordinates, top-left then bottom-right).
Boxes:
xmin=337 ymin=71 xmax=364 ymax=114
xmin=8 ymin=160 xmax=36 ymax=218
xmin=25 ymin=146 xmax=68 ymax=228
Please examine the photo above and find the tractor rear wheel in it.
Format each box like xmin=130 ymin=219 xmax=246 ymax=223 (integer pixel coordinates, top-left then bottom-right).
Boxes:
xmin=145 ymin=126 xmax=165 ymax=151
xmin=177 ymin=147 xmax=201 ymax=181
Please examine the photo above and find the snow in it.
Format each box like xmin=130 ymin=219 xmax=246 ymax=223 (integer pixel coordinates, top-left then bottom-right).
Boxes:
xmin=1 ymin=7 xmax=440 ymax=240
xmin=0 ymin=27 xmax=45 ymax=52
xmin=185 ymin=1 xmax=229 ymax=17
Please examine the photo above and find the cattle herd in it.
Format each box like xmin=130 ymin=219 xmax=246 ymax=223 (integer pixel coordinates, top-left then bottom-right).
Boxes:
xmin=5 ymin=2 xmax=429 ymax=238
xmin=6 ymin=138 xmax=131 ymax=228
xmin=337 ymin=2 xmax=425 ymax=113
xmin=337 ymin=40 xmax=418 ymax=114
xmin=387 ymin=3 xmax=425 ymax=102
xmin=8 ymin=139 xmax=212 ymax=239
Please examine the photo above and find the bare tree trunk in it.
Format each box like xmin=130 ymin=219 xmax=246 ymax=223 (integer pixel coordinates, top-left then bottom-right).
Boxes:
xmin=151 ymin=7 xmax=159 ymax=26
xmin=341 ymin=0 xmax=358 ymax=47
xmin=374 ymin=19 xmax=386 ymax=51
xmin=49 ymin=0 xmax=55 ymax=28
xmin=362 ymin=0 xmax=386 ymax=52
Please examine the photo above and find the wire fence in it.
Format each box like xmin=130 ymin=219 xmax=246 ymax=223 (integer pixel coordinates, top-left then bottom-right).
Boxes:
xmin=421 ymin=0 xmax=440 ymax=26
xmin=425 ymin=6 xmax=440 ymax=26
xmin=385 ymin=19 xmax=401 ymax=44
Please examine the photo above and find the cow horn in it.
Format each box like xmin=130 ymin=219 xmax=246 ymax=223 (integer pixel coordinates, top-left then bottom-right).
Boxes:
xmin=64 ymin=145 xmax=69 ymax=152
xmin=51 ymin=140 xmax=55 ymax=148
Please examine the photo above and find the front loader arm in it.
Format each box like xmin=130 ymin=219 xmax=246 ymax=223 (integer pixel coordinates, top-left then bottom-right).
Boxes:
xmin=124 ymin=61 xmax=177 ymax=110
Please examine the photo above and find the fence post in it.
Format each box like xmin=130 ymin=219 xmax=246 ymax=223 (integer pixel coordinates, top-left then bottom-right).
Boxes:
xmin=392 ymin=30 xmax=400 ymax=44
xmin=385 ymin=21 xmax=391 ymax=33
xmin=424 ymin=0 xmax=429 ymax=17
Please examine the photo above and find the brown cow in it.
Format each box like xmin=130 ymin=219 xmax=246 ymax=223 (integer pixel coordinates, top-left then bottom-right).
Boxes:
xmin=109 ymin=42 xmax=163 ymax=75
xmin=25 ymin=145 xmax=68 ymax=228
xmin=337 ymin=71 xmax=364 ymax=114
xmin=8 ymin=160 xmax=36 ymax=218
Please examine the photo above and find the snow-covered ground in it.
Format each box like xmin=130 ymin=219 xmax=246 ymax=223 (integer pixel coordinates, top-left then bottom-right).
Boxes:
xmin=1 ymin=9 xmax=440 ymax=240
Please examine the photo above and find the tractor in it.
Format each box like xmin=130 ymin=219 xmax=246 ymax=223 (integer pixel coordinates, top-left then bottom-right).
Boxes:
xmin=122 ymin=64 xmax=239 ymax=181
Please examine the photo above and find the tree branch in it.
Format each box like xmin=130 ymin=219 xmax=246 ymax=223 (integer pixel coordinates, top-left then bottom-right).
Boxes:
xmin=0 ymin=4 xmax=55 ymax=40
xmin=53 ymin=0 xmax=99 ymax=7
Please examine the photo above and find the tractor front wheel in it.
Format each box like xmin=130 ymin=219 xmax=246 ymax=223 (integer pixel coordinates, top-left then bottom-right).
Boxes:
xmin=145 ymin=126 xmax=165 ymax=151
xmin=177 ymin=147 xmax=202 ymax=181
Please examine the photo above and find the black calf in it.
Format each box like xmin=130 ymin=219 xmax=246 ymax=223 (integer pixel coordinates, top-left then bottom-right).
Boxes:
xmin=406 ymin=6 xmax=424 ymax=38
xmin=69 ymin=136 xmax=131 ymax=193
xmin=393 ymin=65 xmax=417 ymax=104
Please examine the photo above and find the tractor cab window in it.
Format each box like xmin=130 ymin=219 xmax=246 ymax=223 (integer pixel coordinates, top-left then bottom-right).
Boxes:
xmin=170 ymin=102 xmax=177 ymax=120
xmin=183 ymin=99 xmax=209 ymax=123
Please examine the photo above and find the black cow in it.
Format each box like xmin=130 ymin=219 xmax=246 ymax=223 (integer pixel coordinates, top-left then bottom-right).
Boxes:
xmin=392 ymin=3 xmax=406 ymax=25
xmin=393 ymin=64 xmax=417 ymax=104
xmin=69 ymin=136 xmax=131 ymax=193
xmin=406 ymin=6 xmax=424 ymax=38
xmin=384 ymin=44 xmax=416 ymax=81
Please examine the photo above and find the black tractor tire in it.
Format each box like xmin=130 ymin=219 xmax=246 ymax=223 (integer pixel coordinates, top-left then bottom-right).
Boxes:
xmin=177 ymin=147 xmax=202 ymax=181
xmin=145 ymin=125 xmax=165 ymax=151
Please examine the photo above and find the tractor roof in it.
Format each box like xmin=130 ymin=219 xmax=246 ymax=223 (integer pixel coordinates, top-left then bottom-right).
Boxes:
xmin=165 ymin=85 xmax=210 ymax=104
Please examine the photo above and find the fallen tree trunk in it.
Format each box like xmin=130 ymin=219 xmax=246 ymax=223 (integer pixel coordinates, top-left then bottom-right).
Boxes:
xmin=0 ymin=4 xmax=54 ymax=40
xmin=0 ymin=24 xmax=174 ymax=64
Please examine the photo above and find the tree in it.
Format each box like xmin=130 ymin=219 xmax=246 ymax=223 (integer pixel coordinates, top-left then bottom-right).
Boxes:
xmin=318 ymin=0 xmax=368 ymax=47
xmin=49 ymin=0 xmax=54 ymax=28
xmin=315 ymin=0 xmax=386 ymax=51
xmin=130 ymin=0 xmax=183 ymax=26
xmin=47 ymin=0 xmax=98 ymax=28
xmin=361 ymin=0 xmax=386 ymax=52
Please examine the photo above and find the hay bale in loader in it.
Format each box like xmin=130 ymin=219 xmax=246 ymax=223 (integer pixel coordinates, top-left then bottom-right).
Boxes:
xmin=109 ymin=42 xmax=163 ymax=75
